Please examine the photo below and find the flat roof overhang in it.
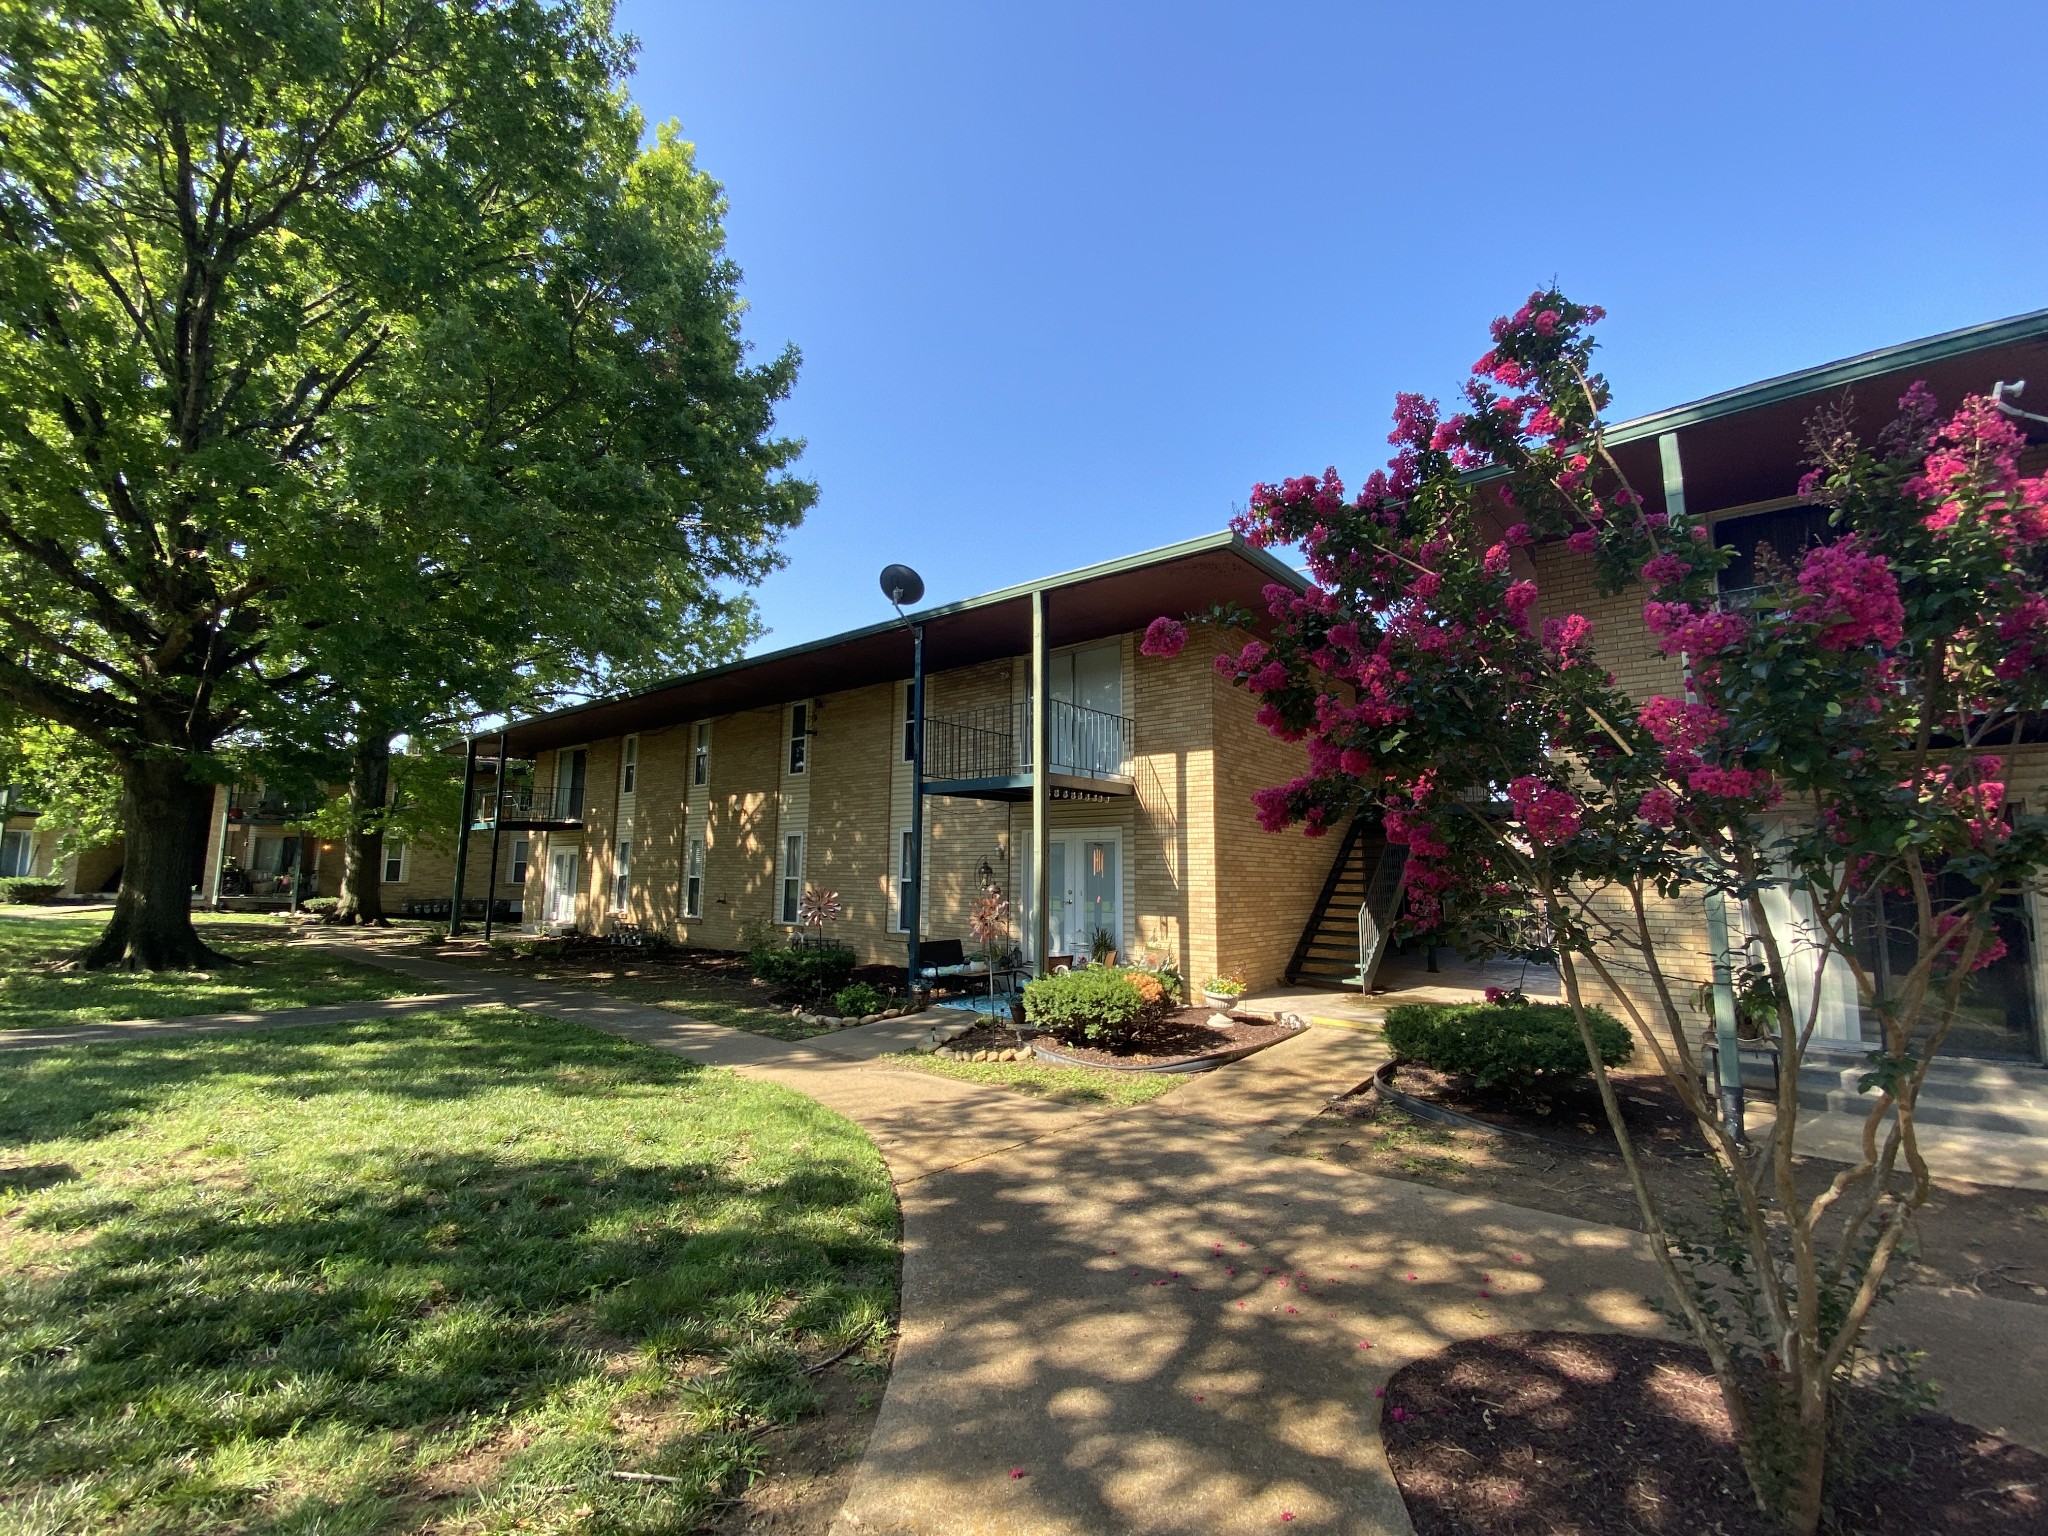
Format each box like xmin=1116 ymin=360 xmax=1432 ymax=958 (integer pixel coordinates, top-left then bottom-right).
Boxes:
xmin=487 ymin=532 xmax=1302 ymax=757
xmin=922 ymin=772 xmax=1136 ymax=804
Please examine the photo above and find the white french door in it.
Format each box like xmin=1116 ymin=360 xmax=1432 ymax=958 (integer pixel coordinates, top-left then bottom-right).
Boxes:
xmin=547 ymin=847 xmax=579 ymax=927
xmin=1020 ymin=829 xmax=1121 ymax=962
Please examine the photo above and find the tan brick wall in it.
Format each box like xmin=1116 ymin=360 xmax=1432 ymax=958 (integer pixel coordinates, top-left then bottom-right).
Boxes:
xmin=1131 ymin=626 xmax=1215 ymax=982
xmin=1207 ymin=627 xmax=1330 ymax=989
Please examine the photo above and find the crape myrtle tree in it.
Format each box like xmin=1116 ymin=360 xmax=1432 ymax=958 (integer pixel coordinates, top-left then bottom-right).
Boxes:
xmin=0 ymin=3 xmax=811 ymax=964
xmin=1145 ymin=291 xmax=2048 ymax=1531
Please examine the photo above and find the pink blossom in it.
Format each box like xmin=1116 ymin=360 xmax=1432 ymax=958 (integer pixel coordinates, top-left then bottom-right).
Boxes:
xmin=1797 ymin=536 xmax=1904 ymax=651
xmin=1637 ymin=696 xmax=1726 ymax=752
xmin=1636 ymin=787 xmax=1680 ymax=827
xmin=1503 ymin=580 xmax=1539 ymax=618
xmin=1533 ymin=309 xmax=1560 ymax=335
xmin=1409 ymin=570 xmax=1442 ymax=600
xmin=1641 ymin=553 xmax=1693 ymax=589
xmin=1140 ymin=616 xmax=1188 ymax=659
xmin=1483 ymin=543 xmax=1512 ymax=576
xmin=1508 ymin=775 xmax=1582 ymax=844
xmin=1542 ymin=613 xmax=1594 ymax=659
xmin=1687 ymin=765 xmax=1779 ymax=804
xmin=1503 ymin=522 xmax=1533 ymax=547
xmin=1566 ymin=529 xmax=1598 ymax=555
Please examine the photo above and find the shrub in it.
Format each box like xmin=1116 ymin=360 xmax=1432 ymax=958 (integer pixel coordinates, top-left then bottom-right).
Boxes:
xmin=748 ymin=943 xmax=855 ymax=1000
xmin=831 ymin=981 xmax=888 ymax=1018
xmin=1022 ymin=966 xmax=1169 ymax=1047
xmin=301 ymin=897 xmax=338 ymax=919
xmin=1383 ymin=999 xmax=1632 ymax=1097
xmin=0 ymin=879 xmax=61 ymax=905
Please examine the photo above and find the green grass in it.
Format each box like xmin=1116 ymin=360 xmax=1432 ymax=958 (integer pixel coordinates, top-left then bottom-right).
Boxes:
xmin=0 ymin=915 xmax=425 ymax=1030
xmin=0 ymin=1008 xmax=897 ymax=1534
xmin=882 ymin=1050 xmax=1183 ymax=1108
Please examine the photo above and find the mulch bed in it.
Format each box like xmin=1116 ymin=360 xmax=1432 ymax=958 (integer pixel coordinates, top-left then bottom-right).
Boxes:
xmin=1383 ymin=1330 xmax=2047 ymax=1536
xmin=1384 ymin=1063 xmax=1706 ymax=1156
xmin=932 ymin=1009 xmax=1305 ymax=1069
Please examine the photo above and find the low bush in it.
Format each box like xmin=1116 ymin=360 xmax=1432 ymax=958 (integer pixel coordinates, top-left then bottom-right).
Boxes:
xmin=301 ymin=897 xmax=339 ymax=919
xmin=748 ymin=943 xmax=856 ymax=1001
xmin=831 ymin=981 xmax=888 ymax=1018
xmin=1022 ymin=966 xmax=1171 ymax=1047
xmin=0 ymin=879 xmax=61 ymax=905
xmin=1383 ymin=998 xmax=1632 ymax=1097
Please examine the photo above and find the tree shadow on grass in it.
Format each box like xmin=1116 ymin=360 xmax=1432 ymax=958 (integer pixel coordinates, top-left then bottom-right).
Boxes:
xmin=0 ymin=1010 xmax=697 ymax=1151
xmin=2 ymin=1140 xmax=897 ymax=1530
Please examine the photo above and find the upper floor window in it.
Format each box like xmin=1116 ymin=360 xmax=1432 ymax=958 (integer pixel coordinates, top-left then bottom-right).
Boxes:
xmin=685 ymin=836 xmax=705 ymax=919
xmin=788 ymin=702 xmax=808 ymax=775
xmin=902 ymin=683 xmax=917 ymax=762
xmin=692 ymin=722 xmax=710 ymax=787
xmin=620 ymin=735 xmax=638 ymax=796
xmin=1714 ymin=504 xmax=1835 ymax=607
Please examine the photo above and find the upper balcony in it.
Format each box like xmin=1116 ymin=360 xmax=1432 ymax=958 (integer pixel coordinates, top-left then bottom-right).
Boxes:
xmin=922 ymin=699 xmax=1135 ymax=802
xmin=227 ymin=791 xmax=318 ymax=823
xmin=472 ymin=780 xmax=587 ymax=831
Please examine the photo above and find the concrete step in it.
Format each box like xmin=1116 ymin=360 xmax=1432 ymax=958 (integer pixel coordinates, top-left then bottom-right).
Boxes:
xmin=1731 ymin=1053 xmax=2048 ymax=1139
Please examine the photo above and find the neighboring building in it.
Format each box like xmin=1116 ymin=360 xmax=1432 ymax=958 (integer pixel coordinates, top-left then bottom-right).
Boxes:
xmin=1 ymin=786 xmax=60 ymax=882
xmin=467 ymin=533 xmax=1332 ymax=989
xmin=1518 ymin=309 xmax=2048 ymax=1063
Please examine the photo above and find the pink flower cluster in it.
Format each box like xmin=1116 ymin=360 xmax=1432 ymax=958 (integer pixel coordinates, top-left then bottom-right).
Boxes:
xmin=1637 ymin=696 xmax=1726 ymax=753
xmin=1140 ymin=616 xmax=1188 ymax=659
xmin=1507 ymin=776 xmax=1581 ymax=845
xmin=1796 ymin=536 xmax=1904 ymax=651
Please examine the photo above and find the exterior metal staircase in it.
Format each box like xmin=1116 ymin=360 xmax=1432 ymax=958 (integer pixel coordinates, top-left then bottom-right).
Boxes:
xmin=1284 ymin=819 xmax=1408 ymax=989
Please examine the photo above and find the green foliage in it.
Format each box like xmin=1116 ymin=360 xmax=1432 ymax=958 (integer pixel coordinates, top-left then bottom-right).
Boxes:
xmin=1022 ymin=966 xmax=1162 ymax=1046
xmin=0 ymin=718 xmax=122 ymax=857
xmin=0 ymin=878 xmax=61 ymax=905
xmin=1203 ymin=973 xmax=1246 ymax=996
xmin=297 ymin=742 xmax=468 ymax=854
xmin=1384 ymin=999 xmax=1633 ymax=1096
xmin=887 ymin=1050 xmax=1182 ymax=1108
xmin=748 ymin=944 xmax=856 ymax=1002
xmin=831 ymin=981 xmax=888 ymax=1018
xmin=0 ymin=1009 xmax=896 ymax=1532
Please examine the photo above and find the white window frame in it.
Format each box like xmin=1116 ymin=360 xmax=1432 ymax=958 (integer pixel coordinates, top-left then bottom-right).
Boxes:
xmin=902 ymin=682 xmax=917 ymax=762
xmin=0 ymin=827 xmax=32 ymax=879
xmin=509 ymin=837 xmax=529 ymax=885
xmin=685 ymin=836 xmax=705 ymax=919
xmin=891 ymin=827 xmax=914 ymax=933
xmin=692 ymin=722 xmax=710 ymax=787
xmin=788 ymin=702 xmax=808 ymax=776
xmin=612 ymin=837 xmax=632 ymax=911
xmin=780 ymin=831 xmax=805 ymax=924
xmin=620 ymin=734 xmax=639 ymax=796
xmin=381 ymin=840 xmax=408 ymax=884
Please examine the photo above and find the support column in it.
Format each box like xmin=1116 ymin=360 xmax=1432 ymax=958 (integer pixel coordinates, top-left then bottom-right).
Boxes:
xmin=484 ymin=729 xmax=508 ymax=941
xmin=204 ymin=784 xmax=230 ymax=911
xmin=1662 ymin=429 xmax=1745 ymax=1143
xmin=449 ymin=738 xmax=478 ymax=938
xmin=905 ymin=623 xmax=927 ymax=1001
xmin=1031 ymin=590 xmax=1051 ymax=974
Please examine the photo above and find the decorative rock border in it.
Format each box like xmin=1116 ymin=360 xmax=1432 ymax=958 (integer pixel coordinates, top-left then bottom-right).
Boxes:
xmin=1370 ymin=1061 xmax=1705 ymax=1159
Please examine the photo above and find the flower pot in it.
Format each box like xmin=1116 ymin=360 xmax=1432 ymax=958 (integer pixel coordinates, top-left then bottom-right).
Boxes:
xmin=1202 ymin=990 xmax=1242 ymax=1011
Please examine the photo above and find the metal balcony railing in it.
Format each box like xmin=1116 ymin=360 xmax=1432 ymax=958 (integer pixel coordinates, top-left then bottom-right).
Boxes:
xmin=227 ymin=794 xmax=318 ymax=821
xmin=488 ymin=781 xmax=586 ymax=821
xmin=923 ymin=699 xmax=1133 ymax=784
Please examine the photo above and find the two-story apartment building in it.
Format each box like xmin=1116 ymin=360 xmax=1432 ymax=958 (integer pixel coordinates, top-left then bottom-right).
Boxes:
xmin=463 ymin=533 xmax=1335 ymax=990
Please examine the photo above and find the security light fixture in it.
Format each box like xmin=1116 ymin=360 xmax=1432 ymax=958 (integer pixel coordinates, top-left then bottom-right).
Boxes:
xmin=880 ymin=563 xmax=925 ymax=613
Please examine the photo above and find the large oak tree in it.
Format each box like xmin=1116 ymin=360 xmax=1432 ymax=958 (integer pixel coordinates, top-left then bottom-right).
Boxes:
xmin=0 ymin=1 xmax=812 ymax=965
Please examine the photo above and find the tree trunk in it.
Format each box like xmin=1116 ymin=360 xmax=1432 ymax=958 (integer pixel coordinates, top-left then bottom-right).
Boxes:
xmin=332 ymin=730 xmax=392 ymax=926
xmin=80 ymin=754 xmax=228 ymax=970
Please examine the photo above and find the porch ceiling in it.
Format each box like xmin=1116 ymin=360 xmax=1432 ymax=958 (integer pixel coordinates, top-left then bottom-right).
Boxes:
xmin=488 ymin=533 xmax=1301 ymax=757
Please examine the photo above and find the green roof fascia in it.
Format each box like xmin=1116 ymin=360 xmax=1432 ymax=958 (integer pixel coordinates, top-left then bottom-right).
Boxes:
xmin=1599 ymin=307 xmax=2048 ymax=449
xmin=474 ymin=530 xmax=1304 ymax=745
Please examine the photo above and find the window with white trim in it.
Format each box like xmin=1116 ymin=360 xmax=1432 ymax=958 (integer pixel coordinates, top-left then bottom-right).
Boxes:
xmin=685 ymin=836 xmax=704 ymax=919
xmin=613 ymin=837 xmax=632 ymax=910
xmin=780 ymin=832 xmax=805 ymax=924
xmin=692 ymin=722 xmax=710 ymax=786
xmin=381 ymin=840 xmax=407 ymax=884
xmin=902 ymin=683 xmax=916 ymax=762
xmin=510 ymin=837 xmax=529 ymax=885
xmin=891 ymin=827 xmax=914 ymax=933
xmin=1 ymin=828 xmax=32 ymax=878
xmin=788 ymin=702 xmax=808 ymax=775
xmin=620 ymin=734 xmax=638 ymax=795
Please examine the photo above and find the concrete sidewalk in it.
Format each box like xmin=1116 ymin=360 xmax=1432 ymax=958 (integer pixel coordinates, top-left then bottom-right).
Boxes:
xmin=20 ymin=931 xmax=2048 ymax=1534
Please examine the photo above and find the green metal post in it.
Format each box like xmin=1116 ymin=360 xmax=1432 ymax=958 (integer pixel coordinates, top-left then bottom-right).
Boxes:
xmin=449 ymin=738 xmax=478 ymax=938
xmin=1662 ymin=430 xmax=1746 ymax=1143
xmin=1031 ymin=590 xmax=1051 ymax=974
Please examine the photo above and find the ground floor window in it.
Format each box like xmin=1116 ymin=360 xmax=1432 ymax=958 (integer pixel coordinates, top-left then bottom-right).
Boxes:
xmin=0 ymin=828 xmax=31 ymax=878
xmin=780 ymin=832 xmax=805 ymax=924
xmin=685 ymin=837 xmax=704 ymax=919
xmin=892 ymin=827 xmax=913 ymax=932
xmin=381 ymin=841 xmax=406 ymax=883
xmin=613 ymin=838 xmax=632 ymax=910
xmin=510 ymin=837 xmax=529 ymax=885
xmin=1853 ymin=881 xmax=2037 ymax=1058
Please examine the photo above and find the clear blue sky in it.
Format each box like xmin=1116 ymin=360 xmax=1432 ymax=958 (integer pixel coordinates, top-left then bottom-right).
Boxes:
xmin=618 ymin=0 xmax=2048 ymax=654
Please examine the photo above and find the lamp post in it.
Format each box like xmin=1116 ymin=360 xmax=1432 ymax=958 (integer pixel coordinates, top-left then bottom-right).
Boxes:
xmin=881 ymin=564 xmax=926 ymax=1006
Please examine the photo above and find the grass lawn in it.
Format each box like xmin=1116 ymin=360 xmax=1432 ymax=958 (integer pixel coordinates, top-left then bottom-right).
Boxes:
xmin=882 ymin=1050 xmax=1183 ymax=1108
xmin=0 ymin=914 xmax=424 ymax=1030
xmin=0 ymin=1008 xmax=897 ymax=1534
xmin=389 ymin=939 xmax=840 ymax=1042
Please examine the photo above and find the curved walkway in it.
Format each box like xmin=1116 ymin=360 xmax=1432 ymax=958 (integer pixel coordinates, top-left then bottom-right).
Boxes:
xmin=18 ymin=938 xmax=2048 ymax=1535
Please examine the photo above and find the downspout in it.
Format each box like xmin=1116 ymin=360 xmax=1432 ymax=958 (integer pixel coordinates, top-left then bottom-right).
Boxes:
xmin=1661 ymin=430 xmax=1746 ymax=1143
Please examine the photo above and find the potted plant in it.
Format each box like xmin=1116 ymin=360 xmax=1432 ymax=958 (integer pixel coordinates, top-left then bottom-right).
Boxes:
xmin=1201 ymin=972 xmax=1246 ymax=1011
xmin=1088 ymin=925 xmax=1118 ymax=967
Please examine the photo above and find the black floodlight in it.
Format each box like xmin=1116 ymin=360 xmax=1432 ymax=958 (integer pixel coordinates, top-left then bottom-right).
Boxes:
xmin=879 ymin=563 xmax=925 ymax=611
